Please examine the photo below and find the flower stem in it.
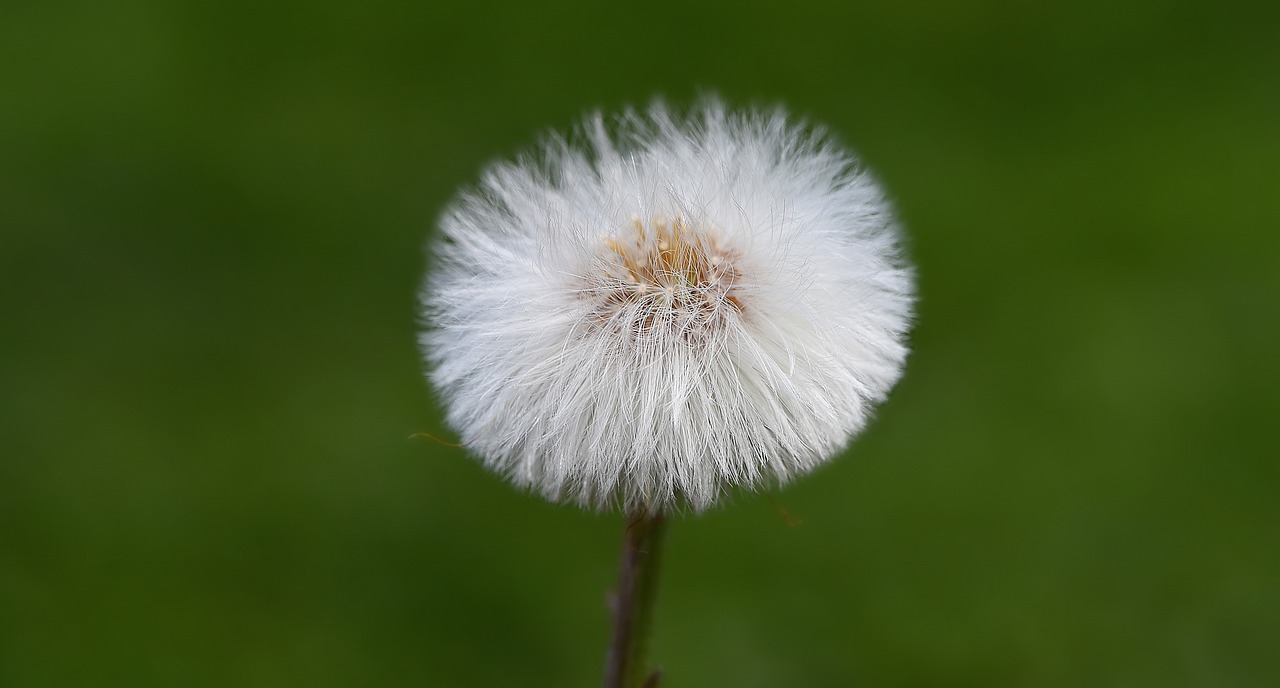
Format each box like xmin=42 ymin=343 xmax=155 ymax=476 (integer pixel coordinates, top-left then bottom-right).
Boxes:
xmin=602 ymin=511 xmax=668 ymax=688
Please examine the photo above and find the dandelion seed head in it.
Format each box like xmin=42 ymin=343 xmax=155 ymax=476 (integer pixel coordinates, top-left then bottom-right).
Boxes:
xmin=421 ymin=97 xmax=915 ymax=514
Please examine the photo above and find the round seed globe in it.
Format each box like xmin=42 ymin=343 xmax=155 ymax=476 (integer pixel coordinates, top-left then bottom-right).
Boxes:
xmin=421 ymin=98 xmax=914 ymax=514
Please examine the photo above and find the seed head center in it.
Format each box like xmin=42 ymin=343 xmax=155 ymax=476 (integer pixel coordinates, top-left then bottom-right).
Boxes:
xmin=591 ymin=214 xmax=743 ymax=335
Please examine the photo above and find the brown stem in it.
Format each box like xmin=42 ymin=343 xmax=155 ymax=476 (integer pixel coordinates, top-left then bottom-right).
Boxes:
xmin=602 ymin=511 xmax=668 ymax=688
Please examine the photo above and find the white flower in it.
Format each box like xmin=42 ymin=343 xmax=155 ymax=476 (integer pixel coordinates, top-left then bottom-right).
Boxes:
xmin=421 ymin=98 xmax=914 ymax=514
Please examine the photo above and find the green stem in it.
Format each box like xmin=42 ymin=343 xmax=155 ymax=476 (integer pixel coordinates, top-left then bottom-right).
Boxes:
xmin=602 ymin=511 xmax=668 ymax=688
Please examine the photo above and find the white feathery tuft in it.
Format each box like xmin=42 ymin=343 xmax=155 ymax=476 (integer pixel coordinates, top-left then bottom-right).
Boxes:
xmin=421 ymin=97 xmax=915 ymax=513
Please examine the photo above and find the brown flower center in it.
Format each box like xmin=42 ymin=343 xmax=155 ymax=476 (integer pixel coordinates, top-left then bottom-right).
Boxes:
xmin=589 ymin=215 xmax=743 ymax=337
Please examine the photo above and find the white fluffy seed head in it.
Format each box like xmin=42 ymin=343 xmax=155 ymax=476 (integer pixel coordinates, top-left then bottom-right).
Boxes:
xmin=421 ymin=97 xmax=915 ymax=514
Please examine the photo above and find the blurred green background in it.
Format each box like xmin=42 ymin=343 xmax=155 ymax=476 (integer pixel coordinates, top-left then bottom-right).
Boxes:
xmin=2 ymin=0 xmax=1278 ymax=686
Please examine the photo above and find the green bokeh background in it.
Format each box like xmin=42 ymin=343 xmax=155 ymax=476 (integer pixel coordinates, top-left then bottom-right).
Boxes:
xmin=3 ymin=1 xmax=1278 ymax=686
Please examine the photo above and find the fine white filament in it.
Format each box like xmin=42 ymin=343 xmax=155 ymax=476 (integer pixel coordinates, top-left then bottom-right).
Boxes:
xmin=422 ymin=98 xmax=914 ymax=513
